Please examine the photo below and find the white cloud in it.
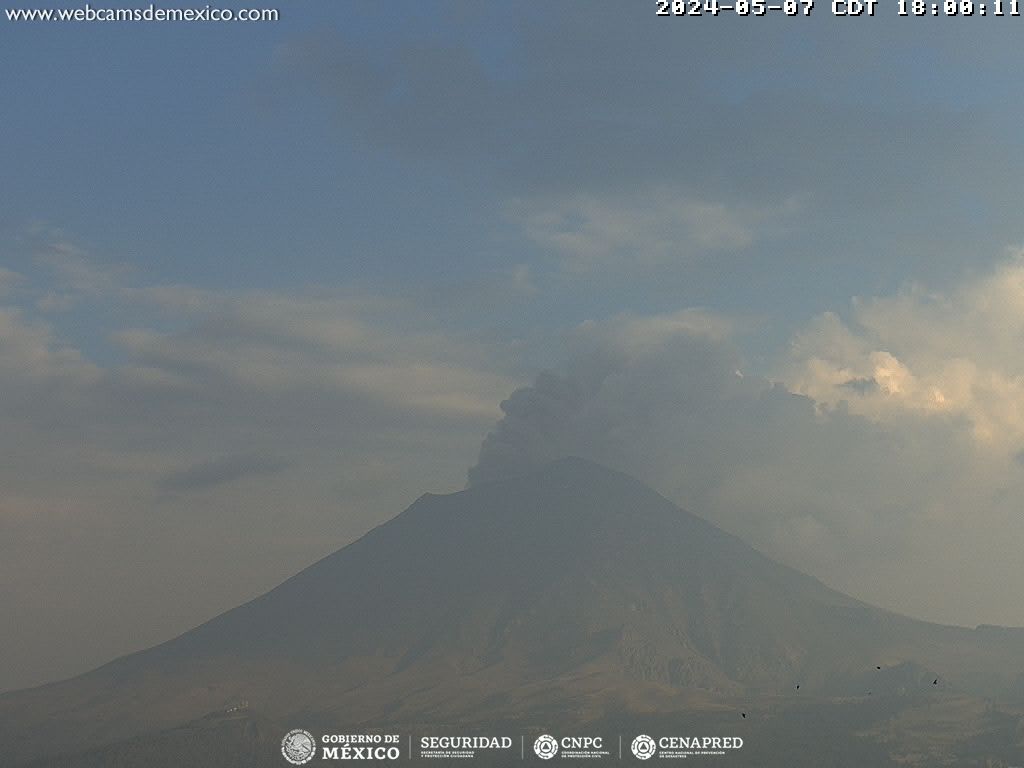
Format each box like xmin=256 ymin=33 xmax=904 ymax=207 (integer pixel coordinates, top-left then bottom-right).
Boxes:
xmin=33 ymin=238 xmax=133 ymax=297
xmin=511 ymin=189 xmax=800 ymax=272
xmin=784 ymin=251 xmax=1024 ymax=452
xmin=0 ymin=307 xmax=97 ymax=384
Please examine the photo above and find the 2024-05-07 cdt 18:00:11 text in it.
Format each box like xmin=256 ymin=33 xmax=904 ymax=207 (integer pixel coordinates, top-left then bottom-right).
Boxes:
xmin=657 ymin=0 xmax=1020 ymax=15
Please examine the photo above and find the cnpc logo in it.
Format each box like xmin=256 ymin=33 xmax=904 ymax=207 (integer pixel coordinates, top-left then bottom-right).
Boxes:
xmin=534 ymin=734 xmax=605 ymax=759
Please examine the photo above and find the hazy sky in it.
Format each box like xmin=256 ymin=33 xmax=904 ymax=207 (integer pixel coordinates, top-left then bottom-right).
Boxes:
xmin=5 ymin=1 xmax=1024 ymax=692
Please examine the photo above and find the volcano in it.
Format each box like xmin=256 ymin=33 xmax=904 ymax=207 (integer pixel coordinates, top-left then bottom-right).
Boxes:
xmin=4 ymin=457 xmax=1024 ymax=766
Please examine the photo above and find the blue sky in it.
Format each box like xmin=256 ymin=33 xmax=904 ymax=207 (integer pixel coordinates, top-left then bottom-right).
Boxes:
xmin=7 ymin=3 xmax=1024 ymax=321
xmin=6 ymin=1 xmax=1024 ymax=692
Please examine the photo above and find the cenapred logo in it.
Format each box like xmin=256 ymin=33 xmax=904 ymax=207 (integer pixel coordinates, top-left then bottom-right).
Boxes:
xmin=534 ymin=734 xmax=559 ymax=760
xmin=282 ymin=729 xmax=317 ymax=765
xmin=631 ymin=734 xmax=657 ymax=760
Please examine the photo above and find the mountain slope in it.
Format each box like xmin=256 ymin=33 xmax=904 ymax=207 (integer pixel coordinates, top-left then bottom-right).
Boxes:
xmin=3 ymin=458 xmax=1024 ymax=765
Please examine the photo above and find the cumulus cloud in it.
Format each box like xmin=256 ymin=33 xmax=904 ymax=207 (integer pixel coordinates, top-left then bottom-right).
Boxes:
xmin=785 ymin=251 xmax=1024 ymax=453
xmin=471 ymin=264 xmax=1024 ymax=630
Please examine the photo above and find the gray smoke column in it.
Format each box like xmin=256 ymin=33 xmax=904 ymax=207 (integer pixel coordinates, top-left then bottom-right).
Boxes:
xmin=470 ymin=310 xmax=779 ymax=494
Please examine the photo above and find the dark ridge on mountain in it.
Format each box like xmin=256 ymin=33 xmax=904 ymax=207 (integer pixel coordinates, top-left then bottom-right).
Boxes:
xmin=3 ymin=457 xmax=1024 ymax=765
